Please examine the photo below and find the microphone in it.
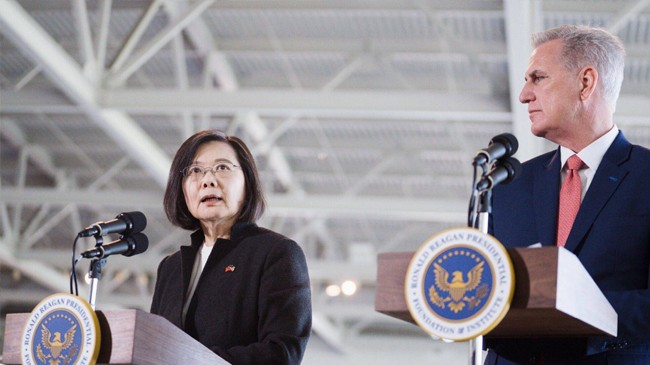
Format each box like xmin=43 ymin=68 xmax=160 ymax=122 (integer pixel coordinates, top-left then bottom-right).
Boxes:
xmin=81 ymin=233 xmax=149 ymax=259
xmin=473 ymin=133 xmax=519 ymax=165
xmin=476 ymin=157 xmax=522 ymax=191
xmin=78 ymin=211 xmax=147 ymax=238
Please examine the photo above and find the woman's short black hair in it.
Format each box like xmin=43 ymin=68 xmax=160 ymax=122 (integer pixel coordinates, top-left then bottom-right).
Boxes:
xmin=163 ymin=129 xmax=266 ymax=230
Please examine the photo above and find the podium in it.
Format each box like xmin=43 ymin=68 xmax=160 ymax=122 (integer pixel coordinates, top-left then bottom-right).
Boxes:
xmin=375 ymin=247 xmax=617 ymax=338
xmin=2 ymin=309 xmax=230 ymax=365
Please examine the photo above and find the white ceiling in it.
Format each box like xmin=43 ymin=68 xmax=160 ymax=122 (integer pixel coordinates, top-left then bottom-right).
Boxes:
xmin=1 ymin=0 xmax=650 ymax=361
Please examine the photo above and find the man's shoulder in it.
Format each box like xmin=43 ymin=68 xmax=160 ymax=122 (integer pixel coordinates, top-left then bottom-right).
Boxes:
xmin=506 ymin=149 xmax=557 ymax=183
xmin=630 ymin=143 xmax=650 ymax=159
xmin=522 ymin=149 xmax=557 ymax=167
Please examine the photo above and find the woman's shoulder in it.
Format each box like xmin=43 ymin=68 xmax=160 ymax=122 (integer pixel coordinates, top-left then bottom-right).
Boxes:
xmin=157 ymin=244 xmax=193 ymax=269
xmin=238 ymin=224 xmax=303 ymax=253
xmin=236 ymin=223 xmax=290 ymax=242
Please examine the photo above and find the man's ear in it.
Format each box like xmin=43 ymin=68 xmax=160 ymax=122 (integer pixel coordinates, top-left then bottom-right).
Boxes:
xmin=579 ymin=66 xmax=598 ymax=101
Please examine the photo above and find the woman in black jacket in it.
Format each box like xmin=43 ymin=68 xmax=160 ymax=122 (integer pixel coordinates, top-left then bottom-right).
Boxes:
xmin=151 ymin=129 xmax=311 ymax=365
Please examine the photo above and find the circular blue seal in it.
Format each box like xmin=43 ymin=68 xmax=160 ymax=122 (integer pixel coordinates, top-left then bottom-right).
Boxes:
xmin=21 ymin=293 xmax=100 ymax=365
xmin=405 ymin=227 xmax=514 ymax=341
xmin=33 ymin=310 xmax=83 ymax=363
xmin=423 ymin=245 xmax=493 ymax=322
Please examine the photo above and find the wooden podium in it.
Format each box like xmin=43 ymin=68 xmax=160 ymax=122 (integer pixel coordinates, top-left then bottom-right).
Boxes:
xmin=375 ymin=247 xmax=617 ymax=338
xmin=2 ymin=309 xmax=230 ymax=365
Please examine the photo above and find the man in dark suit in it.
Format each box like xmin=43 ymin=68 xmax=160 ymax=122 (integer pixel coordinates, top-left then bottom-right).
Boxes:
xmin=485 ymin=25 xmax=650 ymax=365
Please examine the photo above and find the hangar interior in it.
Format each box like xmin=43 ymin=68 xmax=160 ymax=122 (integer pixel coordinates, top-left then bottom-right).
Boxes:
xmin=1 ymin=1 xmax=649 ymax=363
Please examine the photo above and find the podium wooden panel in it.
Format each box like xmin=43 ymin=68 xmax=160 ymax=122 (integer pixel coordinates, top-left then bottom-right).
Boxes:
xmin=375 ymin=247 xmax=617 ymax=338
xmin=2 ymin=309 xmax=230 ymax=365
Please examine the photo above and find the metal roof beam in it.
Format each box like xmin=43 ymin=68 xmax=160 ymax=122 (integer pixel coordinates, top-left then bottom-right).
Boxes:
xmin=0 ymin=0 xmax=171 ymax=187
xmin=72 ymin=0 xmax=97 ymax=73
xmin=606 ymin=0 xmax=650 ymax=34
xmin=0 ymin=187 xmax=466 ymax=222
xmin=107 ymin=0 xmax=214 ymax=86
xmin=165 ymin=0 xmax=301 ymax=195
xmin=204 ymin=0 xmax=504 ymax=11
xmin=0 ymin=238 xmax=84 ymax=294
xmin=98 ymin=88 xmax=511 ymax=121
xmin=237 ymin=112 xmax=299 ymax=193
xmin=0 ymin=0 xmax=94 ymax=106
xmin=4 ymin=88 xmax=648 ymax=125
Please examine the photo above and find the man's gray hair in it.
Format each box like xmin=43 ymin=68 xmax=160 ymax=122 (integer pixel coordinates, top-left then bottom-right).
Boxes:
xmin=533 ymin=25 xmax=625 ymax=111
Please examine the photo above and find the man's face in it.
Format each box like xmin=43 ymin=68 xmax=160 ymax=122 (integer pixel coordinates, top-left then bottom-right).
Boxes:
xmin=519 ymin=39 xmax=583 ymax=144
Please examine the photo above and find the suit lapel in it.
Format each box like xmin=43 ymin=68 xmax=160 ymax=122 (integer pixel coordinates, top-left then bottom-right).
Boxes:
xmin=564 ymin=133 xmax=631 ymax=252
xmin=535 ymin=150 xmax=561 ymax=246
xmin=202 ymin=238 xmax=237 ymax=272
xmin=181 ymin=245 xmax=200 ymax=301
xmin=181 ymin=223 xmax=253 ymax=295
xmin=179 ymin=228 xmax=244 ymax=334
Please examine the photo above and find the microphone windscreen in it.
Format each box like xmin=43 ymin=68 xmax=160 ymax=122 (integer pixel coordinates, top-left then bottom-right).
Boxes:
xmin=125 ymin=232 xmax=149 ymax=257
xmin=119 ymin=211 xmax=147 ymax=234
xmin=502 ymin=157 xmax=522 ymax=184
xmin=491 ymin=133 xmax=519 ymax=156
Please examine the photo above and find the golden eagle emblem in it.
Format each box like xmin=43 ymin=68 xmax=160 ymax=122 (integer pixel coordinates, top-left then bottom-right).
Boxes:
xmin=429 ymin=261 xmax=489 ymax=313
xmin=36 ymin=323 xmax=79 ymax=365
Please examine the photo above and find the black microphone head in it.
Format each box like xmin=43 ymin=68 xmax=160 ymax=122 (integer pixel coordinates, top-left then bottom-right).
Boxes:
xmin=501 ymin=157 xmax=522 ymax=185
xmin=490 ymin=133 xmax=519 ymax=156
xmin=123 ymin=232 xmax=149 ymax=257
xmin=473 ymin=132 xmax=519 ymax=166
xmin=117 ymin=211 xmax=147 ymax=234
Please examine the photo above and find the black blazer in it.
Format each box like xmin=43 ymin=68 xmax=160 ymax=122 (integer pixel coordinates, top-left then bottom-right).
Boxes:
xmin=151 ymin=223 xmax=312 ymax=365
xmin=486 ymin=132 xmax=650 ymax=365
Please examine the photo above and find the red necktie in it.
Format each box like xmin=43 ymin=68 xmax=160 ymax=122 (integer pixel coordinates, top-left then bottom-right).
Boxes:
xmin=556 ymin=155 xmax=585 ymax=247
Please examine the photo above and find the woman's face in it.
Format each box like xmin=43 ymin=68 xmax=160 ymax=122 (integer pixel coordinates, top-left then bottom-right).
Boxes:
xmin=182 ymin=141 xmax=246 ymax=231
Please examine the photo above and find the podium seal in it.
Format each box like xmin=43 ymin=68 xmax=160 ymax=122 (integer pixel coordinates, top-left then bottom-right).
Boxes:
xmin=405 ymin=227 xmax=514 ymax=341
xmin=21 ymin=293 xmax=100 ymax=365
